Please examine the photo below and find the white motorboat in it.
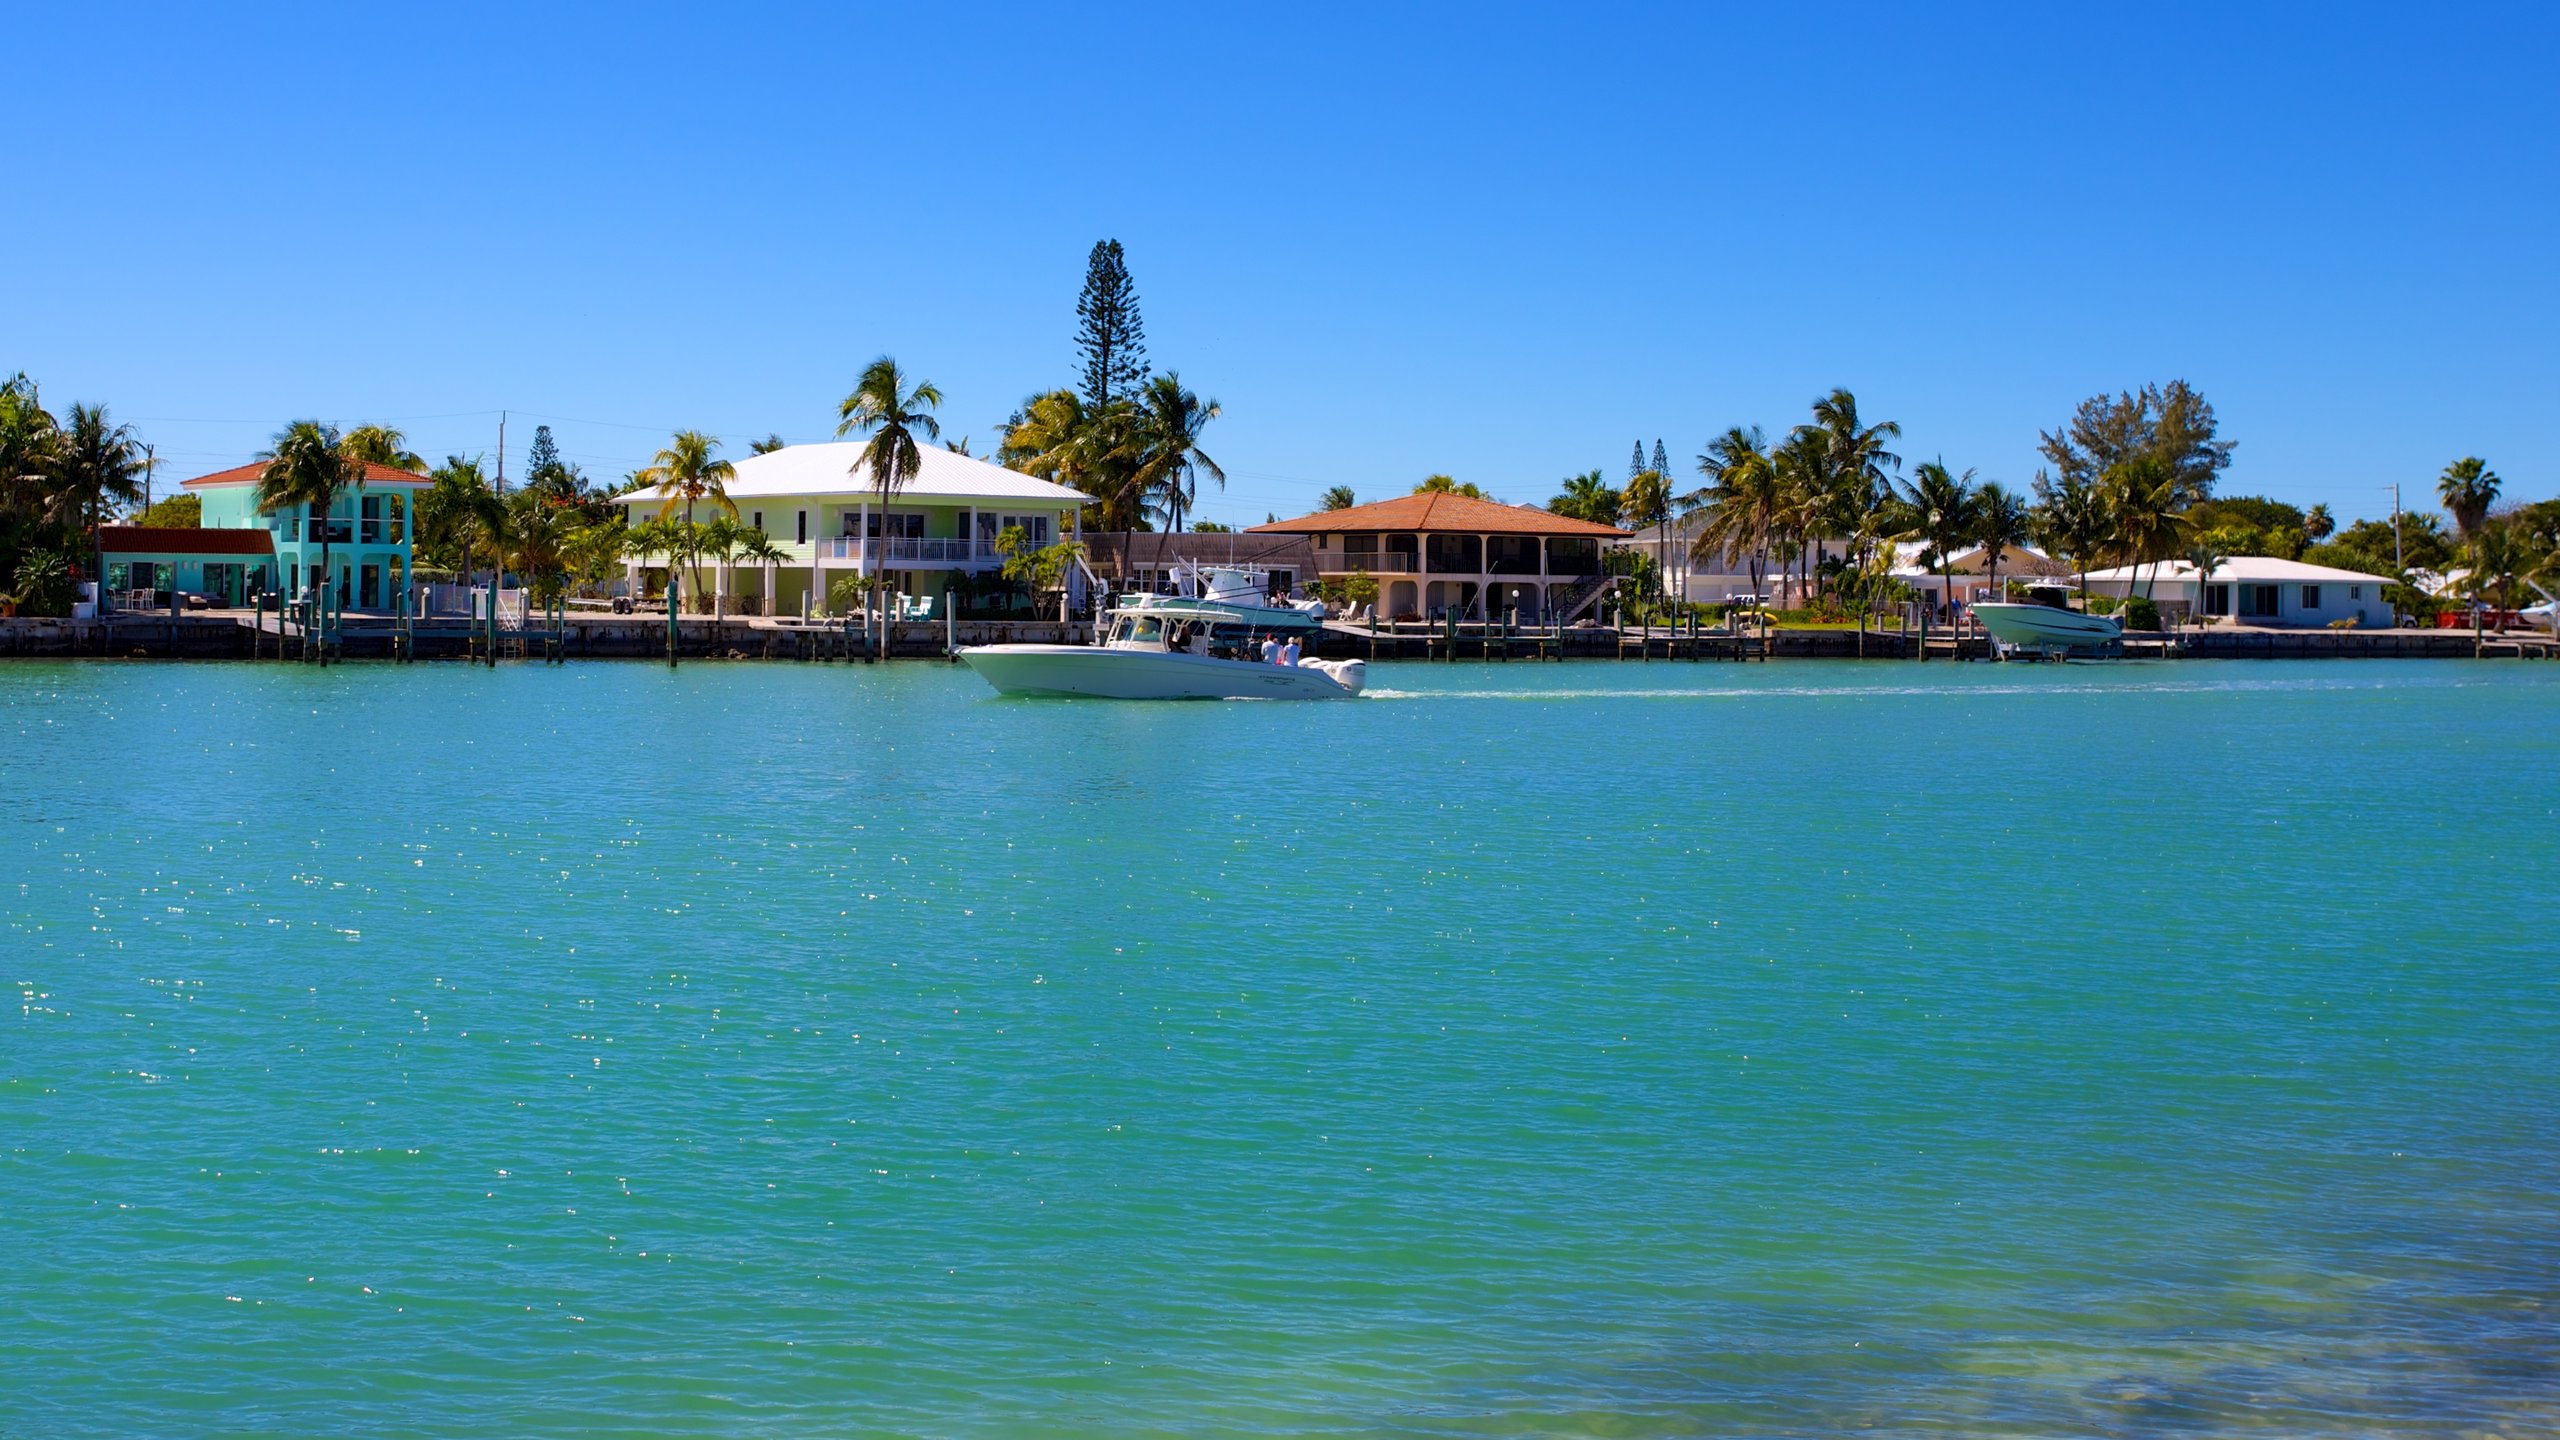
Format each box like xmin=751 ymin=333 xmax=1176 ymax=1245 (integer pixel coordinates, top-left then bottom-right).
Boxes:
xmin=962 ymin=600 xmax=1365 ymax=700
xmin=1972 ymin=601 xmax=2123 ymax=657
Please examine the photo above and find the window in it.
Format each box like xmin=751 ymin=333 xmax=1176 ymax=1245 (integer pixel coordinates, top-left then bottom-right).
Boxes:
xmin=2349 ymin=584 xmax=2362 ymax=600
xmin=751 ymin=510 xmax=763 ymax=533
xmin=2240 ymin=583 xmax=2280 ymax=617
xmin=796 ymin=510 xmax=808 ymax=544
xmin=2203 ymin=583 xmax=2230 ymax=616
xmin=2302 ymin=585 xmax=2320 ymax=610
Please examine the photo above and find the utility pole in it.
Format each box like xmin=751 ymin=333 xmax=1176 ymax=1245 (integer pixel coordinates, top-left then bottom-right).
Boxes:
xmin=496 ymin=411 xmax=508 ymax=496
xmin=141 ymin=443 xmax=155 ymax=516
xmin=2391 ymin=482 xmax=2404 ymax=628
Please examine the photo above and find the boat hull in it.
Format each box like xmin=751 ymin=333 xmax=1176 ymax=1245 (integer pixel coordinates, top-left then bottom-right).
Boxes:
xmin=1972 ymin=603 xmax=2124 ymax=655
xmin=960 ymin=644 xmax=1364 ymax=700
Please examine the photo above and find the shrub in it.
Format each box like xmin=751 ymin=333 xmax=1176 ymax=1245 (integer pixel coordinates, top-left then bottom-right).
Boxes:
xmin=2121 ymin=595 xmax=2161 ymax=631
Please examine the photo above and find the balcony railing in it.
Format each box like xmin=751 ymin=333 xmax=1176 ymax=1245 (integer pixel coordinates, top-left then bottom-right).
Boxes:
xmin=1335 ymin=548 xmax=1418 ymax=573
xmin=814 ymin=536 xmax=996 ymax=566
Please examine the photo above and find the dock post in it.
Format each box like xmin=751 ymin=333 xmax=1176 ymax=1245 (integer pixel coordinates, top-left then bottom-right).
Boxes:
xmin=666 ymin=574 xmax=681 ymax=668
xmin=945 ymin=590 xmax=957 ymax=660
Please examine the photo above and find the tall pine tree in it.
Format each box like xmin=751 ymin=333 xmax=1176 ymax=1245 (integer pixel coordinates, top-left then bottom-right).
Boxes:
xmin=1075 ymin=239 xmax=1148 ymax=407
xmin=524 ymin=424 xmax=564 ymax=486
xmin=1651 ymin=439 xmax=1669 ymax=480
xmin=1630 ymin=441 xmax=1645 ymax=480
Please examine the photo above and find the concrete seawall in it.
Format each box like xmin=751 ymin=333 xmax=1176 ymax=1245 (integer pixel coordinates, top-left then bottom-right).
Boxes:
xmin=1 ymin=614 xmax=2545 ymax=662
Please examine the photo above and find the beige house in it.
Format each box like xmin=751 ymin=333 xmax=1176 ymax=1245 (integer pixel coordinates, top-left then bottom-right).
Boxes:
xmin=1251 ymin=493 xmax=1629 ymax=622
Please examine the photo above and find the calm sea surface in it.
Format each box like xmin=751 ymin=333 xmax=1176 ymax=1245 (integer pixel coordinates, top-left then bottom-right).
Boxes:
xmin=4 ymin=658 xmax=2555 ymax=1438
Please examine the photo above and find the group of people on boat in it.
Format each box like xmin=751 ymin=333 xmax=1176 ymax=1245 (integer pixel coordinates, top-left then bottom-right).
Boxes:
xmin=1156 ymin=619 xmax=1303 ymax=666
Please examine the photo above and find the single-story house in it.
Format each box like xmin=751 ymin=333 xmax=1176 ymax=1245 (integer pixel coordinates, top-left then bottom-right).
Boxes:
xmin=1893 ymin=542 xmax=2074 ymax=614
xmin=1252 ymin=493 xmax=1629 ymax=621
xmin=96 ymin=524 xmax=278 ymax=610
xmin=616 ymin=442 xmax=1092 ymax=615
xmin=2082 ymin=556 xmax=2397 ymax=628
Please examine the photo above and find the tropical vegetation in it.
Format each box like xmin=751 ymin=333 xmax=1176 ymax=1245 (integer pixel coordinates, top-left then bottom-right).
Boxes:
xmin=994 ymin=241 xmax=1229 ymax=532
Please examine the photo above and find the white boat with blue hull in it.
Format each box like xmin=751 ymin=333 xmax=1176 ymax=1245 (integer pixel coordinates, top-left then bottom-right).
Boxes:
xmin=962 ymin=600 xmax=1365 ymax=700
xmin=1972 ymin=600 xmax=2124 ymax=657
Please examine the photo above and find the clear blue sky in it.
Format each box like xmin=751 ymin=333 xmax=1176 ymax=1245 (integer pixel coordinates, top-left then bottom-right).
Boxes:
xmin=8 ymin=2 xmax=2554 ymax=528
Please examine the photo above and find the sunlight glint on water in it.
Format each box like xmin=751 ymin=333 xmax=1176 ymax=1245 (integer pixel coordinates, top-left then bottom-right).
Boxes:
xmin=4 ymin=658 xmax=2555 ymax=1437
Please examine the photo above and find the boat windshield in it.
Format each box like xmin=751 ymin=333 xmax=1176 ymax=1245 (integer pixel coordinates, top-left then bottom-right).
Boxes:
xmin=1126 ymin=616 xmax=1165 ymax=648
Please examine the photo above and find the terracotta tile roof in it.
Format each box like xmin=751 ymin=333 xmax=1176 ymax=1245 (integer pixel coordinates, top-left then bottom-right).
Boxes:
xmin=1250 ymin=491 xmax=1629 ymax=538
xmin=182 ymin=460 xmax=431 ymax=489
xmin=98 ymin=525 xmax=277 ymax=557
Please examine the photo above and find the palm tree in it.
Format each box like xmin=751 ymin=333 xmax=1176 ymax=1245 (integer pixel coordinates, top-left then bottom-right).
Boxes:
xmin=1689 ymin=427 xmax=1779 ymax=603
xmin=638 ymin=430 xmax=737 ymax=608
xmin=1130 ymin=373 xmax=1223 ymax=532
xmin=1317 ymin=485 xmax=1357 ymax=512
xmin=1551 ymin=471 xmax=1621 ymax=525
xmin=2463 ymin=519 xmax=2531 ymax=619
xmin=1415 ymin=474 xmax=1489 ymax=499
xmin=418 ymin=455 xmax=505 ymax=591
xmin=837 ymin=357 xmax=943 ymax=601
xmin=1973 ymin=482 xmax=2031 ymax=600
xmin=1771 ymin=429 xmax=1831 ymax=604
xmin=562 ymin=518 xmax=632 ymax=602
xmin=341 ymin=424 xmax=425 ymax=472
xmin=2030 ymin=469 xmax=2109 ymax=600
xmin=2437 ymin=457 xmax=2500 ymax=539
xmin=1900 ymin=460 xmax=1980 ymax=620
xmin=731 ymin=526 xmax=790 ymax=614
xmin=55 ymin=403 xmax=149 ymax=593
xmin=508 ymin=496 xmax=574 ymax=607
xmin=256 ymin=420 xmax=361 ymax=607
xmin=1808 ymin=388 xmax=1901 ymax=597
xmin=1621 ymin=469 xmax=1673 ymax=598
xmin=1001 ymin=389 xmax=1144 ymax=528
xmin=2102 ymin=452 xmax=2195 ymax=599
xmin=2304 ymin=503 xmax=2335 ymax=543
xmin=2185 ymin=541 xmax=2226 ymax=627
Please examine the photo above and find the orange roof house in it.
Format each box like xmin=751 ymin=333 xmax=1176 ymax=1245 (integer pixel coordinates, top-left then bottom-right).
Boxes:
xmin=1252 ymin=493 xmax=1629 ymax=622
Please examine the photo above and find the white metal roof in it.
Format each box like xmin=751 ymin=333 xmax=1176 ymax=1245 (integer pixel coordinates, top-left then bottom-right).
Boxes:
xmin=617 ymin=442 xmax=1091 ymax=508
xmin=2082 ymin=556 xmax=2395 ymax=585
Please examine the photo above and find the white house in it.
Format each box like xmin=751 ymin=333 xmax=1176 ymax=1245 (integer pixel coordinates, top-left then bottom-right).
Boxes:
xmin=2083 ymin=556 xmax=2397 ymax=628
xmin=617 ymin=443 xmax=1092 ymax=615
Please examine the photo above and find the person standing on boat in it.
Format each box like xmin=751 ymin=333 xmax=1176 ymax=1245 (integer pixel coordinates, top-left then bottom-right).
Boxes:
xmin=1280 ymin=636 xmax=1302 ymax=666
xmin=1260 ymin=634 xmax=1279 ymax=664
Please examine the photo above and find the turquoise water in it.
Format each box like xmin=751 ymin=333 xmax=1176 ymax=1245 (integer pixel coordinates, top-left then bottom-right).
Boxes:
xmin=4 ymin=658 xmax=2556 ymax=1437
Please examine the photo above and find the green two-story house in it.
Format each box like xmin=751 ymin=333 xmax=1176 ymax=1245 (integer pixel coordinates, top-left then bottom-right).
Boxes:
xmin=614 ymin=442 xmax=1093 ymax=615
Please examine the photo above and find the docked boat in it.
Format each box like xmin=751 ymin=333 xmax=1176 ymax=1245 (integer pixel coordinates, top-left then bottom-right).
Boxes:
xmin=1972 ymin=599 xmax=2123 ymax=657
xmin=962 ymin=598 xmax=1366 ymax=700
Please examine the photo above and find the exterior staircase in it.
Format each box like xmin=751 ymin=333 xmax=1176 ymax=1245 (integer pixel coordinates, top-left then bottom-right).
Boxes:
xmin=1550 ymin=573 xmax=1619 ymax=624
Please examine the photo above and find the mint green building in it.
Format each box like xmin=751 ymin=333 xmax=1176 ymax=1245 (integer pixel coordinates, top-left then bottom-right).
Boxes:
xmin=174 ymin=459 xmax=430 ymax=610
xmin=615 ymin=442 xmax=1092 ymax=615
